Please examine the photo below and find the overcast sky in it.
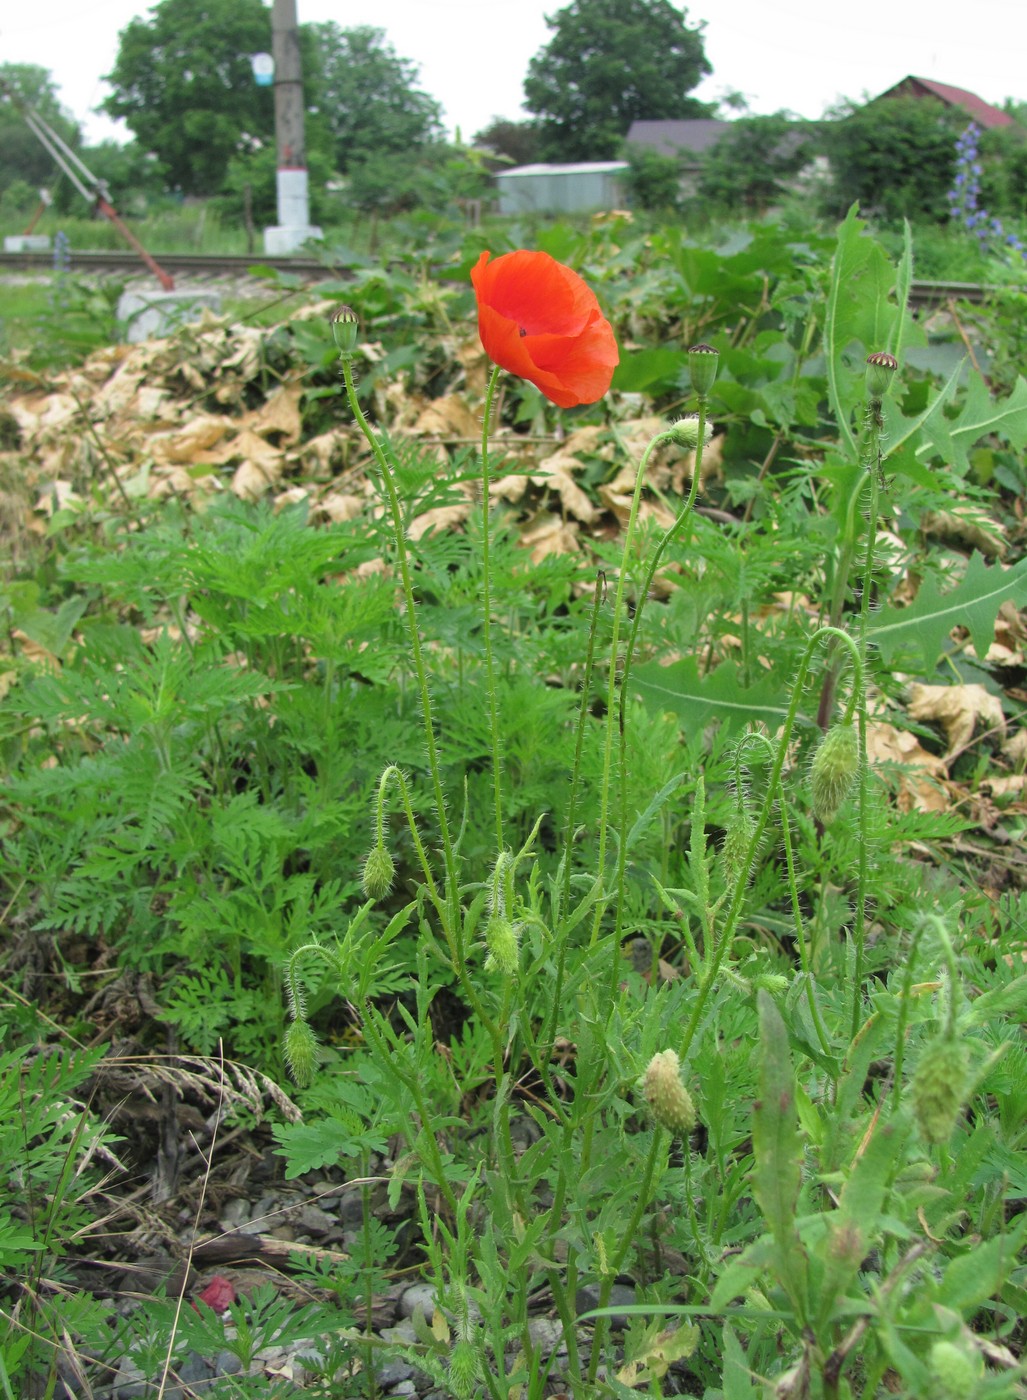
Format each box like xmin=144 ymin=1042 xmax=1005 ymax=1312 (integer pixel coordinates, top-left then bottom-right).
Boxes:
xmin=4 ymin=0 xmax=1026 ymax=146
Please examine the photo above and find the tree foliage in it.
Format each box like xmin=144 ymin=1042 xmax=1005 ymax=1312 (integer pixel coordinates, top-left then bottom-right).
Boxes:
xmin=101 ymin=0 xmax=273 ymax=195
xmin=306 ymin=24 xmax=443 ymax=175
xmin=101 ymin=1 xmax=444 ymax=198
xmin=472 ymin=118 xmax=542 ymax=168
xmin=0 ymin=64 xmax=81 ymax=201
xmin=698 ymin=114 xmax=816 ymax=215
xmin=523 ymin=0 xmax=711 ymax=161
xmin=822 ymin=96 xmax=961 ymax=222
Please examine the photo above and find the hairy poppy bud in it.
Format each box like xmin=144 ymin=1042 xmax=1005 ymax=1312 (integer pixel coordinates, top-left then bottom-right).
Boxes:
xmin=448 ymin=1341 xmax=480 ymax=1400
xmin=687 ymin=343 xmax=719 ymax=398
xmin=668 ymin=414 xmax=713 ymax=449
xmin=928 ymin=1339 xmax=983 ymax=1400
xmin=722 ymin=806 xmax=756 ymax=886
xmin=484 ymin=915 xmax=519 ymax=975
xmin=642 ymin=1049 xmax=696 ymax=1135
xmin=284 ymin=1016 xmax=319 ymax=1088
xmin=810 ymin=723 xmax=858 ymax=824
xmin=865 ymin=351 xmax=898 ymax=399
xmin=912 ymin=1036 xmax=970 ymax=1144
xmin=753 ymin=971 xmax=789 ymax=995
xmin=361 ymin=844 xmax=395 ymax=901
xmin=330 ymin=304 xmax=360 ymax=355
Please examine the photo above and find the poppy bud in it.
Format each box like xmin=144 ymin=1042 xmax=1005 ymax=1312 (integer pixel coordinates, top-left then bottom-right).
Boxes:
xmin=928 ymin=1339 xmax=983 ymax=1400
xmin=668 ymin=414 xmax=713 ymax=449
xmin=687 ymin=343 xmax=719 ymax=398
xmin=330 ymin=304 xmax=360 ymax=355
xmin=484 ymin=915 xmax=519 ymax=975
xmin=284 ymin=1016 xmax=319 ymax=1087
xmin=361 ymin=843 xmax=395 ymax=901
xmin=753 ymin=971 xmax=789 ymax=995
xmin=448 ymin=1341 xmax=480 ymax=1400
xmin=865 ymin=351 xmax=898 ymax=399
xmin=810 ymin=723 xmax=858 ymax=824
xmin=722 ymin=806 xmax=756 ymax=886
xmin=642 ymin=1049 xmax=696 ymax=1135
xmin=911 ymin=1036 xmax=970 ymax=1144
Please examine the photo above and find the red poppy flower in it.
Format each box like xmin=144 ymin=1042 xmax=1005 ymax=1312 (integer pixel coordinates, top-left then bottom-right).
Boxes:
xmin=471 ymin=250 xmax=619 ymax=408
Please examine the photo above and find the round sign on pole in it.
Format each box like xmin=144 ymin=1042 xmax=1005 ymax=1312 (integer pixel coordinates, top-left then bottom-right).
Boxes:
xmin=251 ymin=53 xmax=275 ymax=86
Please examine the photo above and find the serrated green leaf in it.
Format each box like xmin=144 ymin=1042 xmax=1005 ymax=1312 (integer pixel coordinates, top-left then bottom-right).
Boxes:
xmin=632 ymin=657 xmax=791 ymax=737
xmin=869 ymin=551 xmax=1027 ymax=671
xmin=917 ymin=373 xmax=1027 ymax=474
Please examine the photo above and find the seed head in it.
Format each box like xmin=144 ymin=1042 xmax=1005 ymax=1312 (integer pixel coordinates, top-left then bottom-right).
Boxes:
xmin=865 ymin=351 xmax=898 ymax=399
xmin=687 ymin=342 xmax=719 ymax=398
xmin=330 ymin=304 xmax=360 ymax=355
xmin=642 ymin=1049 xmax=696 ymax=1136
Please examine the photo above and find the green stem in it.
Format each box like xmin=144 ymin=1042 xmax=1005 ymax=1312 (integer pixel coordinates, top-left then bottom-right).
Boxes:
xmin=480 ymin=364 xmax=505 ymax=855
xmin=589 ymin=430 xmax=676 ymax=960
xmin=613 ymin=405 xmax=707 ymax=955
xmin=778 ymin=786 xmax=833 ymax=1061
xmin=851 ymin=407 xmax=882 ymax=1038
xmin=676 ymin=625 xmax=862 ymax=1063
xmin=340 ymin=354 xmax=460 ymax=937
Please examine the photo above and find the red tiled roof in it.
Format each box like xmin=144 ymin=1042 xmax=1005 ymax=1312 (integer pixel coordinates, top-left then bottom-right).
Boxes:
xmin=877 ymin=76 xmax=1014 ymax=129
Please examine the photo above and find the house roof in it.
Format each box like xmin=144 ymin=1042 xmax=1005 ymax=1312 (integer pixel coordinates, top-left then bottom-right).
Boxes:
xmin=875 ymin=76 xmax=1014 ymax=129
xmin=625 ymin=119 xmax=733 ymax=159
xmin=497 ymin=162 xmax=629 ymax=178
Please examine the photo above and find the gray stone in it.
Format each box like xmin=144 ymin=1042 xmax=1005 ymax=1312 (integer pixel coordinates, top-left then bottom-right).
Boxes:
xmin=297 ymin=1204 xmax=337 ymax=1237
xmin=397 ymin=1282 xmax=437 ymax=1323
xmin=214 ymin=1349 xmax=244 ymax=1377
xmin=575 ymin=1281 xmax=638 ymax=1331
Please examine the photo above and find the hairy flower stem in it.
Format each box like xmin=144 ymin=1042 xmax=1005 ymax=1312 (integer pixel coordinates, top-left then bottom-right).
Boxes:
xmin=778 ymin=785 xmax=834 ymax=1061
xmin=612 ymin=403 xmax=707 ymax=962
xmin=677 ymin=626 xmax=862 ymax=1063
xmin=339 ymin=356 xmax=460 ymax=938
xmin=851 ymin=408 xmax=882 ymax=1037
xmin=480 ymin=364 xmax=505 ymax=854
xmin=373 ymin=765 xmax=442 ymax=905
xmin=590 ymin=430 xmax=677 ymax=956
xmin=539 ymin=573 xmax=607 ymax=1070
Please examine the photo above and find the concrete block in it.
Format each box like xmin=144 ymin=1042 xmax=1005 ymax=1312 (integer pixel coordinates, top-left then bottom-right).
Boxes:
xmin=117 ymin=288 xmax=222 ymax=343
xmin=4 ymin=234 xmax=52 ymax=253
xmin=263 ymin=225 xmax=323 ymax=255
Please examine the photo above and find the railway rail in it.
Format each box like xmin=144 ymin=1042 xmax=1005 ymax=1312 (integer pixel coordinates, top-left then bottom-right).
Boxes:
xmin=0 ymin=249 xmax=1012 ymax=307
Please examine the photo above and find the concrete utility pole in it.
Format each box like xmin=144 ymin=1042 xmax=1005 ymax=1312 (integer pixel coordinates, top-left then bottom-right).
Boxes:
xmin=264 ymin=0 xmax=322 ymax=253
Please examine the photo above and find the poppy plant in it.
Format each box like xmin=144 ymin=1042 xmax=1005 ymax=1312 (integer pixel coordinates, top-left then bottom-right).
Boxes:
xmin=471 ymin=250 xmax=619 ymax=408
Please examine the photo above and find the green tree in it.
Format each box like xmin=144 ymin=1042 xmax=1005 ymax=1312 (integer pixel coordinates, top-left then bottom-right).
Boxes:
xmin=305 ymin=24 xmax=443 ymax=174
xmin=0 ymin=64 xmax=82 ymax=202
xmin=101 ymin=0 xmax=275 ymax=195
xmin=822 ymin=96 xmax=961 ymax=222
xmin=472 ymin=117 xmax=542 ymax=167
xmin=523 ymin=0 xmax=711 ymax=161
xmin=698 ymin=114 xmax=816 ymax=215
xmin=623 ymin=146 xmax=682 ymax=211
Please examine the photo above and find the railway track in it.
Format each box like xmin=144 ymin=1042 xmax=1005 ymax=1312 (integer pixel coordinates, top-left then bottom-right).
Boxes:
xmin=0 ymin=249 xmax=1013 ymax=307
